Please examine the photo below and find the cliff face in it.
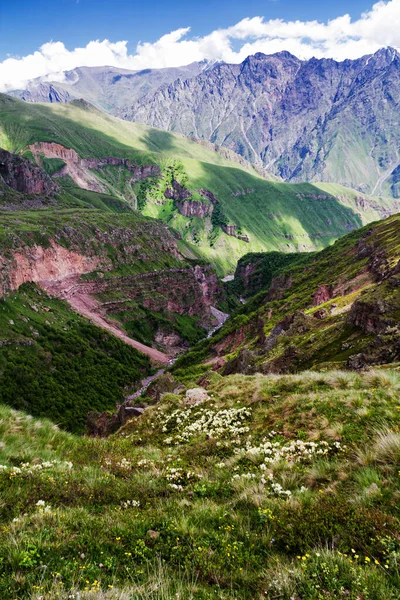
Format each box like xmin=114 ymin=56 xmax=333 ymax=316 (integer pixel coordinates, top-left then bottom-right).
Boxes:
xmin=0 ymin=211 xmax=225 ymax=355
xmin=175 ymin=199 xmax=213 ymax=219
xmin=30 ymin=142 xmax=160 ymax=192
xmin=4 ymin=241 xmax=103 ymax=296
xmin=0 ymin=149 xmax=58 ymax=196
xmin=124 ymin=48 xmax=400 ymax=196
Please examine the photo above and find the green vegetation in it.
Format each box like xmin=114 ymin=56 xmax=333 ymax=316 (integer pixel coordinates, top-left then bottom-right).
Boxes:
xmin=0 ymin=93 xmax=395 ymax=274
xmin=230 ymin=251 xmax=311 ymax=298
xmin=0 ymin=284 xmax=151 ymax=433
xmin=110 ymin=303 xmax=206 ymax=349
xmin=173 ymin=213 xmax=400 ymax=375
xmin=1 ymin=88 xmax=400 ymax=600
xmin=1 ymin=369 xmax=400 ymax=599
xmin=0 ymin=208 xmax=189 ymax=270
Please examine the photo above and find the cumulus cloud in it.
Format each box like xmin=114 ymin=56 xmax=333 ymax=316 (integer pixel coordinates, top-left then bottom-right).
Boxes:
xmin=0 ymin=0 xmax=400 ymax=91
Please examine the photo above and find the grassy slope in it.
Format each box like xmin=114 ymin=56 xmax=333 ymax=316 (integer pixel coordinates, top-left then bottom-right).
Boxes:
xmin=173 ymin=213 xmax=400 ymax=374
xmin=0 ymin=209 xmax=207 ymax=429
xmin=0 ymin=283 xmax=151 ymax=433
xmin=1 ymin=369 xmax=400 ymax=599
xmin=0 ymin=94 xmax=394 ymax=275
xmin=0 ymin=208 xmax=188 ymax=273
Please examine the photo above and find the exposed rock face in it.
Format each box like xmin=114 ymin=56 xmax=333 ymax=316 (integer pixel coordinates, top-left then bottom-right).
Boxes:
xmin=15 ymin=82 xmax=72 ymax=104
xmin=348 ymin=298 xmax=391 ymax=334
xmin=123 ymin=48 xmax=400 ymax=196
xmin=0 ymin=240 xmax=104 ymax=297
xmin=81 ymin=267 xmax=221 ymax=326
xmin=154 ymin=329 xmax=188 ymax=356
xmin=29 ymin=142 xmax=160 ymax=192
xmin=164 ymin=179 xmax=192 ymax=202
xmin=221 ymin=224 xmax=249 ymax=242
xmin=193 ymin=264 xmax=224 ymax=307
xmin=313 ymin=285 xmax=333 ymax=306
xmin=0 ymin=149 xmax=58 ymax=195
xmin=175 ymin=199 xmax=213 ymax=219
xmin=197 ymin=189 xmax=218 ymax=204
xmin=11 ymin=62 xmax=210 ymax=112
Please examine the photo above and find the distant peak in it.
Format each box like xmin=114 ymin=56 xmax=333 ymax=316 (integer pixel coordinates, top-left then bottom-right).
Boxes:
xmin=374 ymin=46 xmax=398 ymax=57
xmin=244 ymin=50 xmax=300 ymax=64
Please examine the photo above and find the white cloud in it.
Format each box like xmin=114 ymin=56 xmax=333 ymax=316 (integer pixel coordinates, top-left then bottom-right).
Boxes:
xmin=0 ymin=0 xmax=400 ymax=92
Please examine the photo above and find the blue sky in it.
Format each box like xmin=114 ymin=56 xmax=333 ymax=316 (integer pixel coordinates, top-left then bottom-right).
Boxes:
xmin=0 ymin=0 xmax=377 ymax=60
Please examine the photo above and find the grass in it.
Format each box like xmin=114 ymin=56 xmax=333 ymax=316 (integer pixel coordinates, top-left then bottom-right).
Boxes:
xmin=1 ymin=369 xmax=400 ymax=599
xmin=175 ymin=212 xmax=400 ymax=374
xmin=0 ymin=93 xmax=394 ymax=275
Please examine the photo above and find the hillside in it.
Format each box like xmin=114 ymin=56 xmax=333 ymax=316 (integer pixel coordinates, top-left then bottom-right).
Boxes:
xmin=1 ymin=93 xmax=397 ymax=275
xmin=1 ymin=368 xmax=400 ymax=599
xmin=122 ymin=48 xmax=400 ymax=198
xmin=0 ymin=207 xmax=229 ymax=429
xmin=12 ymin=49 xmax=400 ymax=199
xmin=173 ymin=213 xmax=400 ymax=376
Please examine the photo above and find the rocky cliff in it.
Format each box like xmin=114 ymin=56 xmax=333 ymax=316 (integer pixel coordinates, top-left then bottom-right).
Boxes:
xmin=0 ymin=149 xmax=58 ymax=196
xmin=0 ymin=210 xmax=225 ymax=355
xmin=30 ymin=142 xmax=160 ymax=192
xmin=123 ymin=48 xmax=400 ymax=196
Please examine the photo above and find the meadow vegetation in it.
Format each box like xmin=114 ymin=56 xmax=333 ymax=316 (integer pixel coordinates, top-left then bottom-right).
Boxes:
xmin=0 ymin=93 xmax=394 ymax=275
xmin=1 ymin=369 xmax=400 ymax=599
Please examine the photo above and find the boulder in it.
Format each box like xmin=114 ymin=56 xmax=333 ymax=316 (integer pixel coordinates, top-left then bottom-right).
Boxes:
xmin=185 ymin=387 xmax=209 ymax=405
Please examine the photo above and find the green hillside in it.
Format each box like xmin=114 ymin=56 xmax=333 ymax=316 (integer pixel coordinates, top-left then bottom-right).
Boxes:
xmin=1 ymin=368 xmax=400 ymax=599
xmin=1 ymin=94 xmax=396 ymax=275
xmin=173 ymin=213 xmax=400 ymax=376
xmin=0 ymin=283 xmax=151 ymax=433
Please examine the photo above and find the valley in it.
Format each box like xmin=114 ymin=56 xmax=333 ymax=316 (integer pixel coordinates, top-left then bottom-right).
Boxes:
xmin=14 ymin=48 xmax=400 ymax=198
xmin=1 ymin=37 xmax=400 ymax=600
xmin=1 ymin=93 xmax=398 ymax=275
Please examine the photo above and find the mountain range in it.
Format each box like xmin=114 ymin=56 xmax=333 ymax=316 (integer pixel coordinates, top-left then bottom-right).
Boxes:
xmin=3 ymin=36 xmax=400 ymax=600
xmin=11 ymin=48 xmax=400 ymax=197
xmin=3 ymin=93 xmax=395 ymax=277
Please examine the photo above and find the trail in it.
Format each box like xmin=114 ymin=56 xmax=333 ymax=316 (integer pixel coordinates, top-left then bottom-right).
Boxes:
xmin=371 ymin=156 xmax=400 ymax=196
xmin=39 ymin=276 xmax=169 ymax=365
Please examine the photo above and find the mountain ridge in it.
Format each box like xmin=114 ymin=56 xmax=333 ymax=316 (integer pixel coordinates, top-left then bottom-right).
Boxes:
xmin=2 ymin=93 xmax=396 ymax=276
xmin=11 ymin=48 xmax=400 ymax=196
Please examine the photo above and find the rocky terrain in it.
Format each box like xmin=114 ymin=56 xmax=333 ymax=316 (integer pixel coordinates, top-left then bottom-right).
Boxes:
xmin=11 ymin=49 xmax=400 ymax=197
xmin=0 ymin=148 xmax=58 ymax=195
xmin=2 ymin=93 xmax=398 ymax=275
xmin=10 ymin=62 xmax=213 ymax=112
xmin=0 ymin=208 xmax=227 ymax=362
xmin=13 ymin=50 xmax=400 ymax=196
xmin=122 ymin=48 xmax=400 ymax=197
xmin=174 ymin=212 xmax=400 ymax=376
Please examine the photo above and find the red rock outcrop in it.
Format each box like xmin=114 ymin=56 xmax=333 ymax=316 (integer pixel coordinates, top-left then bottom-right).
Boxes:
xmin=0 ymin=241 xmax=104 ymax=296
xmin=312 ymin=284 xmax=333 ymax=306
xmin=0 ymin=149 xmax=58 ymax=195
xmin=29 ymin=142 xmax=160 ymax=192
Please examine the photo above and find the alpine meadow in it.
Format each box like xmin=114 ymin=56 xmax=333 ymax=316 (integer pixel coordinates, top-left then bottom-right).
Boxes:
xmin=2 ymin=2 xmax=400 ymax=599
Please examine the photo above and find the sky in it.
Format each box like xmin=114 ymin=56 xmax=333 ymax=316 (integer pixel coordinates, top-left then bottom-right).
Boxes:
xmin=0 ymin=0 xmax=399 ymax=91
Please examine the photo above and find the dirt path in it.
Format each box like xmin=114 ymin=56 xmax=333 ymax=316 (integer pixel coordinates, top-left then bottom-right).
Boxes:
xmin=39 ymin=276 xmax=169 ymax=365
xmin=371 ymin=156 xmax=400 ymax=196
